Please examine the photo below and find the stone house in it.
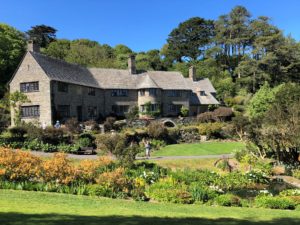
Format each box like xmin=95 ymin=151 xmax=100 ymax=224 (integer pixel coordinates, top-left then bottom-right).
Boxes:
xmin=9 ymin=42 xmax=219 ymax=126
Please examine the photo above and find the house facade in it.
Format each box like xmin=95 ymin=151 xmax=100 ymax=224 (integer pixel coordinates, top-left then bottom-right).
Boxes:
xmin=9 ymin=42 xmax=219 ymax=126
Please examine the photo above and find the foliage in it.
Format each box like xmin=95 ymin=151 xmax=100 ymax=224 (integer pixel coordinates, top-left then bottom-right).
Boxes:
xmin=246 ymin=83 xmax=282 ymax=119
xmin=65 ymin=118 xmax=81 ymax=133
xmin=9 ymin=91 xmax=30 ymax=125
xmin=125 ymin=105 xmax=139 ymax=120
xmin=180 ymin=106 xmax=189 ymax=117
xmin=167 ymin=17 xmax=214 ymax=61
xmin=147 ymin=122 xmax=168 ymax=139
xmin=214 ymin=194 xmax=242 ymax=207
xmin=103 ymin=117 xmax=116 ymax=131
xmin=147 ymin=177 xmax=193 ymax=204
xmin=255 ymin=195 xmax=296 ymax=210
xmin=0 ymin=24 xmax=26 ymax=97
xmin=247 ymin=83 xmax=300 ymax=164
xmin=26 ymin=24 xmax=57 ymax=48
xmin=198 ymin=122 xmax=224 ymax=138
xmin=292 ymin=169 xmax=300 ymax=179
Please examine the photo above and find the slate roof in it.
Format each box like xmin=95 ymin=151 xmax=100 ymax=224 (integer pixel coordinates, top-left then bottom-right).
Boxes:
xmin=31 ymin=51 xmax=99 ymax=88
xmin=185 ymin=78 xmax=219 ymax=105
xmin=30 ymin=51 xmax=219 ymax=104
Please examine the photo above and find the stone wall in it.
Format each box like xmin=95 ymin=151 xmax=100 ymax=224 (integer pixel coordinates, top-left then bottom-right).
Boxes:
xmin=9 ymin=52 xmax=52 ymax=126
xmin=51 ymin=81 xmax=105 ymax=121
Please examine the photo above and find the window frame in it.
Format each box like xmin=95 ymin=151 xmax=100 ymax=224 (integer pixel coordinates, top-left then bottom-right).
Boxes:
xmin=111 ymin=89 xmax=128 ymax=97
xmin=88 ymin=87 xmax=96 ymax=96
xmin=20 ymin=105 xmax=40 ymax=118
xmin=200 ymin=91 xmax=206 ymax=96
xmin=20 ymin=82 xmax=39 ymax=93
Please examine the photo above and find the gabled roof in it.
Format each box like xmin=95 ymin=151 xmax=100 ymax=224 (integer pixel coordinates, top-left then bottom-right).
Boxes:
xmin=136 ymin=74 xmax=159 ymax=89
xmin=26 ymin=51 xmax=218 ymax=106
xmin=186 ymin=78 xmax=219 ymax=105
xmin=30 ymin=51 xmax=191 ymax=90
xmin=147 ymin=71 xmax=190 ymax=90
xmin=31 ymin=51 xmax=100 ymax=88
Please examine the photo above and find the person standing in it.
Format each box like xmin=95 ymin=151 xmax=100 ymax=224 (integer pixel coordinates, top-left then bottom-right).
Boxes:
xmin=144 ymin=139 xmax=151 ymax=159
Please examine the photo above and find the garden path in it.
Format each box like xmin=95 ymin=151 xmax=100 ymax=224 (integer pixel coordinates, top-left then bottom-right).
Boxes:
xmin=27 ymin=150 xmax=233 ymax=161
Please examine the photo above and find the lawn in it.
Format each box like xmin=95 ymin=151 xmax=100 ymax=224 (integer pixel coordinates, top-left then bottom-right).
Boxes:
xmin=0 ymin=190 xmax=299 ymax=225
xmin=150 ymin=158 xmax=219 ymax=171
xmin=152 ymin=141 xmax=245 ymax=157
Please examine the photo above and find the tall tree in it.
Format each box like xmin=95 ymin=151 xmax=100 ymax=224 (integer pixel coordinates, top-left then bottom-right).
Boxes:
xmin=167 ymin=17 xmax=214 ymax=61
xmin=0 ymin=24 xmax=26 ymax=97
xmin=26 ymin=25 xmax=57 ymax=48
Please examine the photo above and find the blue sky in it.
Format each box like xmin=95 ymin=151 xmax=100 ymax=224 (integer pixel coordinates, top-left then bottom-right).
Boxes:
xmin=0 ymin=0 xmax=299 ymax=52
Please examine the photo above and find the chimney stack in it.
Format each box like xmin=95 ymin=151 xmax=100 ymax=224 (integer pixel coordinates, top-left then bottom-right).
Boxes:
xmin=27 ymin=40 xmax=40 ymax=53
xmin=128 ymin=54 xmax=136 ymax=74
xmin=189 ymin=66 xmax=196 ymax=81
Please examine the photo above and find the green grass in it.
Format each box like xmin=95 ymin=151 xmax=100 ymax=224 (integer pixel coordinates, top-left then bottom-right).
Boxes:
xmin=0 ymin=190 xmax=299 ymax=225
xmin=152 ymin=141 xmax=245 ymax=156
xmin=150 ymin=158 xmax=222 ymax=171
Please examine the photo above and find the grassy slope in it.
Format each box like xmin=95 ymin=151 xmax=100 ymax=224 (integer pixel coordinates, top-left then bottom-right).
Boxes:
xmin=152 ymin=141 xmax=245 ymax=156
xmin=0 ymin=190 xmax=299 ymax=225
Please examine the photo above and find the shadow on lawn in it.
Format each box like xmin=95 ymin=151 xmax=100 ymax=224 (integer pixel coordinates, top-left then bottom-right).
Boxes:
xmin=0 ymin=213 xmax=299 ymax=225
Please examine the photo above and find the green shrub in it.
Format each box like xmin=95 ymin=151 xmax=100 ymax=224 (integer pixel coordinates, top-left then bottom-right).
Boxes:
xmin=41 ymin=127 xmax=65 ymax=145
xmin=167 ymin=127 xmax=180 ymax=143
xmin=292 ymin=169 xmax=300 ymax=179
xmin=65 ymin=118 xmax=81 ymax=133
xmin=9 ymin=126 xmax=27 ymax=140
xmin=279 ymin=189 xmax=300 ymax=197
xmin=255 ymin=195 xmax=296 ymax=210
xmin=189 ymin=184 xmax=219 ymax=203
xmin=214 ymin=194 xmax=242 ymax=207
xmin=150 ymin=139 xmax=166 ymax=150
xmin=103 ymin=117 xmax=116 ymax=132
xmin=171 ymin=169 xmax=221 ymax=186
xmin=147 ymin=122 xmax=168 ymax=139
xmin=147 ymin=177 xmax=193 ymax=204
xmin=180 ymin=106 xmax=189 ymax=117
xmin=198 ymin=122 xmax=224 ymax=138
xmin=197 ymin=112 xmax=215 ymax=123
xmin=245 ymin=170 xmax=270 ymax=184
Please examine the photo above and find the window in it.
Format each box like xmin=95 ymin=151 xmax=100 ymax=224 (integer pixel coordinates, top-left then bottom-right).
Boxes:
xmin=167 ymin=90 xmax=181 ymax=97
xmin=58 ymin=82 xmax=68 ymax=93
xmin=111 ymin=105 xmax=129 ymax=114
xmin=168 ymin=104 xmax=182 ymax=113
xmin=88 ymin=106 xmax=97 ymax=119
xmin=57 ymin=105 xmax=70 ymax=118
xmin=21 ymin=105 xmax=40 ymax=117
xmin=111 ymin=89 xmax=128 ymax=97
xmin=88 ymin=87 xmax=96 ymax=96
xmin=139 ymin=89 xmax=145 ymax=96
xmin=149 ymin=88 xmax=157 ymax=96
xmin=200 ymin=91 xmax=206 ymax=96
xmin=20 ymin=82 xmax=39 ymax=92
xmin=140 ymin=104 xmax=159 ymax=112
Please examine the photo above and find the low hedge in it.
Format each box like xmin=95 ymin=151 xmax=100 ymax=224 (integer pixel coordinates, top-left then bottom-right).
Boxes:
xmin=255 ymin=195 xmax=296 ymax=210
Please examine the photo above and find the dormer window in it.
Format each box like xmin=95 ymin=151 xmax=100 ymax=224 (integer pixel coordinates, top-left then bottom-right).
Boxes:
xmin=200 ymin=91 xmax=205 ymax=96
xmin=20 ymin=82 xmax=39 ymax=92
